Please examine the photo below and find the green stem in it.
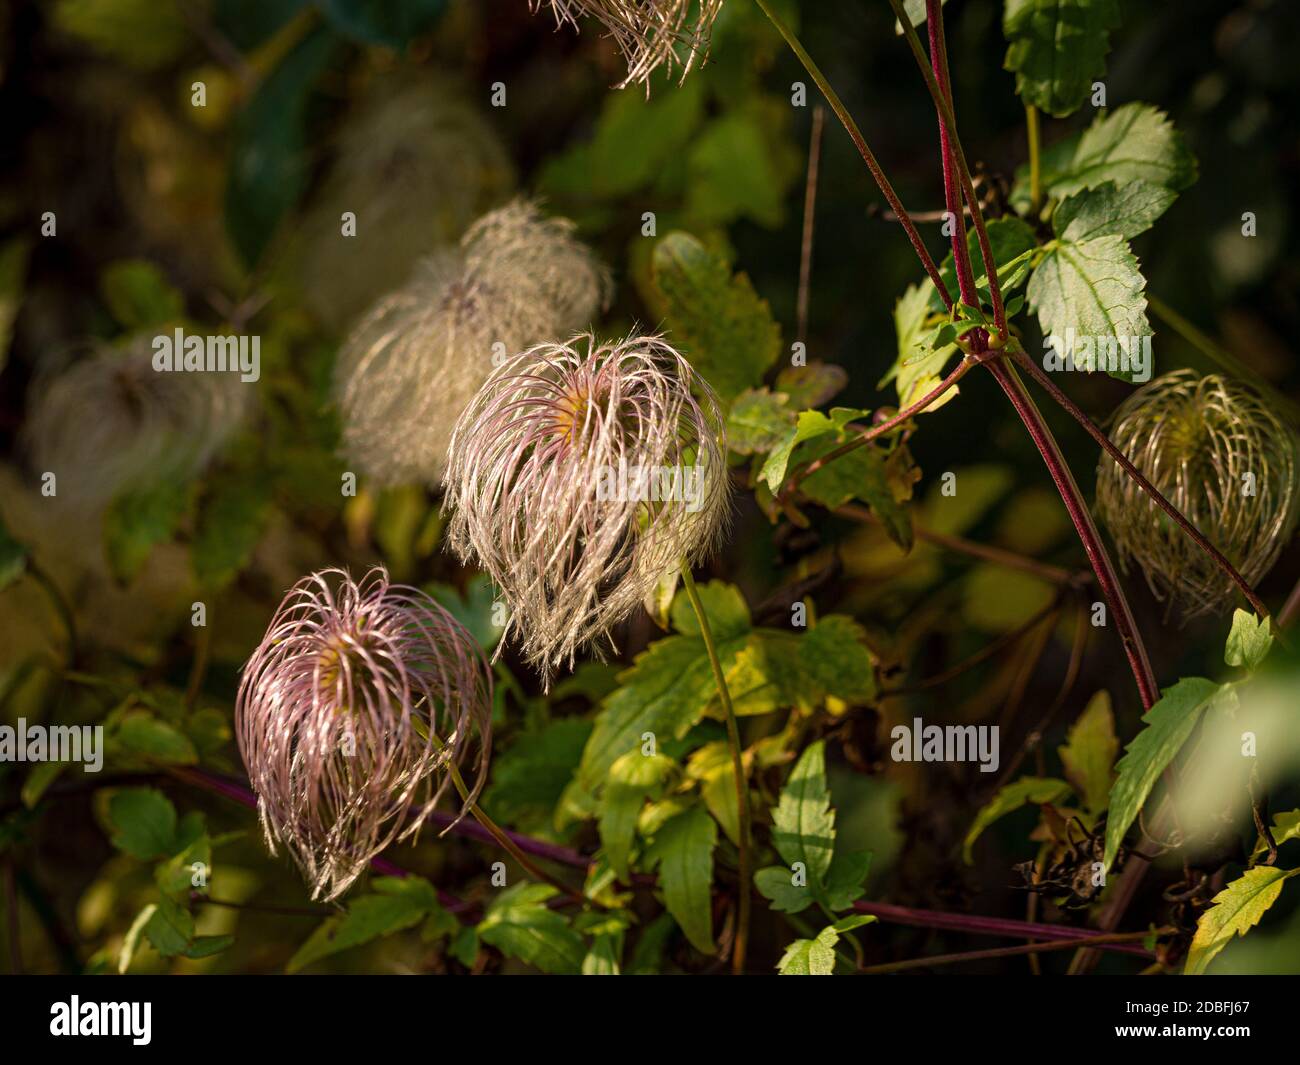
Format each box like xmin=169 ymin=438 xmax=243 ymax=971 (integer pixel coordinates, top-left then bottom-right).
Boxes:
xmin=1026 ymin=103 xmax=1042 ymax=214
xmin=752 ymin=0 xmax=954 ymax=310
xmin=680 ymin=566 xmax=752 ymax=975
xmin=1147 ymin=293 xmax=1300 ymax=424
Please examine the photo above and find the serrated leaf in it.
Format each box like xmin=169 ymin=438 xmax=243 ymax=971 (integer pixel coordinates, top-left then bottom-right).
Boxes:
xmin=1028 ymin=235 xmax=1151 ymax=381
xmin=885 ymin=281 xmax=958 ymax=413
xmin=144 ymin=895 xmax=196 ymax=957
xmin=771 ymin=740 xmax=836 ymax=890
xmin=1251 ymin=811 xmax=1300 ymax=862
xmin=1224 ymin=609 xmax=1273 ymax=672
xmin=758 ymin=409 xmax=843 ymax=494
xmin=776 ymin=926 xmax=838 ymax=975
xmin=1058 ymin=691 xmax=1118 ymax=815
xmin=1103 ymin=677 xmax=1222 ymax=872
xmin=652 ymin=231 xmax=781 ymax=402
xmin=1045 ymin=103 xmax=1198 ymax=199
xmin=669 ymin=579 xmax=751 ymax=640
xmin=1184 ymin=866 xmax=1300 ymax=975
xmin=1053 ymin=180 xmax=1177 ymax=242
xmin=107 ymin=787 xmax=178 ymax=860
xmin=823 ymin=848 xmax=873 ymax=911
xmin=1003 ymin=0 xmax=1121 ymax=117
xmin=483 ymin=718 xmax=592 ymax=834
xmin=963 ymin=777 xmax=1071 ymax=863
xmin=776 ymin=362 xmax=847 ymax=408
xmin=287 ymin=877 xmax=443 ymax=972
xmin=478 ymin=883 xmax=586 ymax=974
xmin=726 ymin=388 xmax=795 ymax=455
xmin=600 ymin=751 xmax=675 ymax=879
xmin=800 ymin=437 xmax=914 ymax=550
xmin=754 ymin=865 xmax=814 ymax=914
xmin=644 ymin=803 xmax=717 ymax=954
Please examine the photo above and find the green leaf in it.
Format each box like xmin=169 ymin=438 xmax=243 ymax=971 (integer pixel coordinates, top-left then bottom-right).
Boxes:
xmin=0 ymin=512 xmax=29 ymax=593
xmin=99 ymin=260 xmax=185 ymax=330
xmin=1057 ymin=690 xmax=1118 ymax=814
xmin=144 ymin=895 xmax=196 ymax=957
xmin=963 ymin=777 xmax=1071 ymax=863
xmin=644 ymin=803 xmax=717 ymax=955
xmin=726 ymin=388 xmax=795 ymax=456
xmin=823 ymin=848 xmax=873 ymax=912
xmin=316 ymin=0 xmax=447 ymax=48
xmin=1224 ymin=609 xmax=1273 ymax=672
xmin=21 ymin=761 xmax=69 ymax=809
xmin=884 ymin=282 xmax=958 ymax=413
xmin=1027 ymin=235 xmax=1151 ymax=381
xmin=428 ymin=573 xmax=506 ymax=653
xmin=107 ymin=788 xmax=178 ymax=860
xmin=477 ymin=883 xmax=586 ymax=974
xmin=934 ymin=218 xmax=1040 ymax=313
xmin=225 ymin=25 xmax=336 ymax=266
xmin=771 ymin=740 xmax=836 ymax=892
xmin=652 ymin=231 xmax=781 ymax=403
xmin=600 ymin=751 xmax=675 ymax=879
xmin=685 ymin=741 xmax=740 ymax=845
xmin=776 ymin=926 xmax=838 ymax=975
xmin=783 ymin=615 xmax=878 ymax=705
xmin=482 ymin=718 xmax=592 ymax=833
xmin=103 ymin=479 xmax=192 ymax=585
xmin=192 ymin=467 xmax=272 ymax=590
xmin=686 ymin=111 xmax=789 ymax=228
xmin=758 ymin=409 xmax=845 ymax=494
xmin=183 ymin=934 xmax=235 ymax=960
xmin=1184 ymin=866 xmax=1300 ymax=975
xmin=1053 ymin=180 xmax=1177 ymax=242
xmin=754 ymin=865 xmax=813 ymax=914
xmin=802 ymin=439 xmax=914 ymax=550
xmin=894 ymin=0 xmax=948 ymax=32
xmin=53 ymin=0 xmax=189 ymax=70
xmin=776 ymin=363 xmax=847 ymax=408
xmin=287 ymin=877 xmax=443 ymax=972
xmin=1103 ymin=677 xmax=1222 ymax=872
xmin=113 ymin=711 xmax=199 ymax=766
xmin=1003 ymin=0 xmax=1121 ymax=117
xmin=1043 ymin=103 xmax=1198 ymax=199
xmin=669 ymin=579 xmax=751 ymax=641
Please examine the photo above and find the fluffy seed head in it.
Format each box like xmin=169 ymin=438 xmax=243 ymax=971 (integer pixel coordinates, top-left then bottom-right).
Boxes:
xmin=1096 ymin=370 xmax=1299 ymax=617
xmin=24 ymin=335 xmax=248 ymax=508
xmin=236 ymin=567 xmax=493 ymax=901
xmin=444 ymin=332 xmax=730 ymax=683
xmin=298 ymin=76 xmax=515 ymax=331
xmin=333 ymin=199 xmax=611 ymax=486
xmin=534 ymin=1 xmax=723 ymax=88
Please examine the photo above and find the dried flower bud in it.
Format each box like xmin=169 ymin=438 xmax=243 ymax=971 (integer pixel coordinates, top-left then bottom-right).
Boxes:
xmin=24 ymin=335 xmax=249 ymax=508
xmin=1096 ymin=370 xmax=1299 ymax=617
xmin=236 ymin=567 xmax=493 ymax=900
xmin=444 ymin=332 xmax=730 ymax=684
xmin=534 ymin=1 xmax=723 ymax=88
xmin=297 ymin=76 xmax=515 ymax=331
xmin=334 ymin=199 xmax=611 ymax=486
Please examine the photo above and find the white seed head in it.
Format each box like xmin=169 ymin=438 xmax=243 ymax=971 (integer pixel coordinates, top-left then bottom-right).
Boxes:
xmin=444 ymin=332 xmax=730 ymax=684
xmin=333 ymin=200 xmax=612 ymax=487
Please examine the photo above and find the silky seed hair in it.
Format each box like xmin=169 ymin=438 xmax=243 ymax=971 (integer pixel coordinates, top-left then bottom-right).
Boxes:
xmin=236 ymin=567 xmax=493 ymax=901
xmin=1095 ymin=370 xmax=1299 ymax=618
xmin=533 ymin=1 xmax=723 ymax=88
xmin=24 ymin=335 xmax=249 ymax=508
xmin=298 ymin=75 xmax=515 ymax=331
xmin=334 ymin=199 xmax=611 ymax=487
xmin=444 ymin=332 xmax=730 ymax=685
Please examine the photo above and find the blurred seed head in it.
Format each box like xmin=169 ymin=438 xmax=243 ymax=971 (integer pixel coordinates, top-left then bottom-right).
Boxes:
xmin=23 ymin=335 xmax=249 ymax=508
xmin=298 ymin=76 xmax=515 ymax=331
xmin=334 ymin=199 xmax=612 ymax=487
xmin=444 ymin=332 xmax=730 ymax=684
xmin=534 ymin=1 xmax=723 ymax=87
xmin=236 ymin=567 xmax=493 ymax=901
xmin=1096 ymin=370 xmax=1299 ymax=617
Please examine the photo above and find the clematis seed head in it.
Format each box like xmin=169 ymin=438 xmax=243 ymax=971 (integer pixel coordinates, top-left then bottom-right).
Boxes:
xmin=236 ymin=567 xmax=493 ymax=900
xmin=444 ymin=332 xmax=730 ymax=684
xmin=1095 ymin=370 xmax=1299 ymax=618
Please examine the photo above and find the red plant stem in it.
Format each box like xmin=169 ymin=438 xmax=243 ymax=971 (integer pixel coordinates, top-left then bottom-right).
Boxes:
xmin=1009 ymin=347 xmax=1270 ymax=618
xmin=926 ymin=0 xmax=978 ymax=307
xmin=984 ymin=362 xmax=1159 ymax=710
xmin=853 ymin=900 xmax=1152 ymax=958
